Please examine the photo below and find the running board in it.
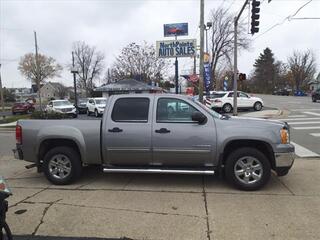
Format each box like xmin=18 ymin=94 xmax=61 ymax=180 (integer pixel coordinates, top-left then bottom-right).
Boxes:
xmin=103 ymin=168 xmax=215 ymax=175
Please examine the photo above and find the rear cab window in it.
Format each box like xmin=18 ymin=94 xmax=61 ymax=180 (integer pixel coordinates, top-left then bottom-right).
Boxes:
xmin=111 ymin=98 xmax=150 ymax=122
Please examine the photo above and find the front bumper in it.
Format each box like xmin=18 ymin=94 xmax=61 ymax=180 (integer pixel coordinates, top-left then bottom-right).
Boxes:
xmin=274 ymin=144 xmax=295 ymax=176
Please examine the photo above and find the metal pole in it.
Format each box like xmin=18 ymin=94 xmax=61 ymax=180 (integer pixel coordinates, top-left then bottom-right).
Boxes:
xmin=205 ymin=28 xmax=208 ymax=53
xmin=233 ymin=0 xmax=249 ymax=116
xmin=199 ymin=0 xmax=205 ymax=102
xmin=0 ymin=64 xmax=4 ymax=112
xmin=34 ymin=31 xmax=42 ymax=112
xmin=72 ymin=52 xmax=78 ymax=108
xmin=233 ymin=18 xmax=238 ymax=116
xmin=175 ymin=35 xmax=179 ymax=94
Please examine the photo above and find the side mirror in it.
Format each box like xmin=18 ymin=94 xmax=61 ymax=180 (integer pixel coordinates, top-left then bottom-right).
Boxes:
xmin=192 ymin=112 xmax=207 ymax=124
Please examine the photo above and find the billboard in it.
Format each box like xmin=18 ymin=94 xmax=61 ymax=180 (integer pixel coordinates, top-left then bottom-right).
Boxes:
xmin=204 ymin=63 xmax=211 ymax=93
xmin=156 ymin=39 xmax=196 ymax=58
xmin=164 ymin=23 xmax=188 ymax=37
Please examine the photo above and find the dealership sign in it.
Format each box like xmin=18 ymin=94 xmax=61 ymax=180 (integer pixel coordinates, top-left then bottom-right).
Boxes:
xmin=164 ymin=23 xmax=188 ymax=37
xmin=156 ymin=39 xmax=196 ymax=58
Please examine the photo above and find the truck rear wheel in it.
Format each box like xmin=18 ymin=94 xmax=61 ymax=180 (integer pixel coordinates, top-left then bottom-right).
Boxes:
xmin=43 ymin=146 xmax=82 ymax=185
xmin=225 ymin=147 xmax=271 ymax=191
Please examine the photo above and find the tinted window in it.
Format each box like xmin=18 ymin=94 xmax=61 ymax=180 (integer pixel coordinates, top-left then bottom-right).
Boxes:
xmin=228 ymin=92 xmax=239 ymax=97
xmin=209 ymin=93 xmax=226 ymax=98
xmin=112 ymin=98 xmax=149 ymax=122
xmin=157 ymin=98 xmax=198 ymax=123
xmin=239 ymin=92 xmax=249 ymax=98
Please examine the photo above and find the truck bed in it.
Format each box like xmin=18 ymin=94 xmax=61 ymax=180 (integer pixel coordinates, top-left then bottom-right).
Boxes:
xmin=17 ymin=119 xmax=102 ymax=164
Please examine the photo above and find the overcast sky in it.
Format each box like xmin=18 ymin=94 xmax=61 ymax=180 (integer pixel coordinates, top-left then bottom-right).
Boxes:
xmin=0 ymin=0 xmax=319 ymax=88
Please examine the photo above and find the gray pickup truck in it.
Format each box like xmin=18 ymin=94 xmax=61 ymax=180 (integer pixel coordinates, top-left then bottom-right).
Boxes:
xmin=13 ymin=94 xmax=295 ymax=191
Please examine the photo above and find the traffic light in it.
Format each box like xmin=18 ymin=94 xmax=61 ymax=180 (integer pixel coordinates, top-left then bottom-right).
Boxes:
xmin=239 ymin=73 xmax=246 ymax=81
xmin=251 ymin=0 xmax=260 ymax=34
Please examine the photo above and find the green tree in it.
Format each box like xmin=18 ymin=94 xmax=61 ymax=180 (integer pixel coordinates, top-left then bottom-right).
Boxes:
xmin=252 ymin=48 xmax=277 ymax=94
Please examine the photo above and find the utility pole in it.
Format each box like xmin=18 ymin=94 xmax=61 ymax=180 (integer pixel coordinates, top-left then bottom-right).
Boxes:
xmin=233 ymin=0 xmax=249 ymax=116
xmin=175 ymin=35 xmax=179 ymax=94
xmin=199 ymin=0 xmax=205 ymax=102
xmin=0 ymin=64 xmax=4 ymax=112
xmin=34 ymin=31 xmax=42 ymax=112
xmin=71 ymin=52 xmax=78 ymax=108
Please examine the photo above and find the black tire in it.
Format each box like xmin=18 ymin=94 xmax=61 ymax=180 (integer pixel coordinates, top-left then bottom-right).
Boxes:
xmin=253 ymin=101 xmax=263 ymax=111
xmin=43 ymin=146 xmax=82 ymax=185
xmin=225 ymin=147 xmax=271 ymax=191
xmin=12 ymin=112 xmax=16 ymax=115
xmin=72 ymin=114 xmax=78 ymax=118
xmin=312 ymin=97 xmax=316 ymax=102
xmin=222 ymin=103 xmax=232 ymax=113
xmin=87 ymin=109 xmax=91 ymax=116
xmin=1 ymin=221 xmax=13 ymax=240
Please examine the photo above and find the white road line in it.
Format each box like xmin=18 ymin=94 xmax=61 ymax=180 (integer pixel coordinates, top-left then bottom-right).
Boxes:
xmin=288 ymin=115 xmax=307 ymax=118
xmin=293 ymin=126 xmax=320 ymax=130
xmin=310 ymin=133 xmax=320 ymax=137
xmin=288 ymin=121 xmax=320 ymax=125
xmin=278 ymin=117 xmax=320 ymax=121
xmin=291 ymin=109 xmax=320 ymax=111
xmin=303 ymin=112 xmax=320 ymax=116
xmin=291 ymin=141 xmax=320 ymax=157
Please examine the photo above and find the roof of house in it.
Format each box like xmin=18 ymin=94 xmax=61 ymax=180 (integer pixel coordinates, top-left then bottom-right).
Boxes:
xmin=94 ymin=79 xmax=162 ymax=92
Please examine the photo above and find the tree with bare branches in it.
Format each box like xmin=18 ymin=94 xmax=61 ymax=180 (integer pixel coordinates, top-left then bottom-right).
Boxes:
xmin=209 ymin=7 xmax=250 ymax=89
xmin=111 ymin=42 xmax=168 ymax=84
xmin=287 ymin=50 xmax=316 ymax=91
xmin=18 ymin=53 xmax=62 ymax=108
xmin=72 ymin=41 xmax=105 ymax=97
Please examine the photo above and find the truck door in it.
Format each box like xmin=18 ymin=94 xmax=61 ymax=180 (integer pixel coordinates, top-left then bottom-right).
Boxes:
xmin=103 ymin=96 xmax=152 ymax=166
xmin=152 ymin=97 xmax=216 ymax=167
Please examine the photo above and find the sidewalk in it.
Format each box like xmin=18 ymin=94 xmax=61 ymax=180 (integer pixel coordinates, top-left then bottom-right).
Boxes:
xmin=2 ymin=154 xmax=319 ymax=240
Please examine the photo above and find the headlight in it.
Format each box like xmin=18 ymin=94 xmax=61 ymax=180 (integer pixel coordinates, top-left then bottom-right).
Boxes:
xmin=280 ymin=128 xmax=289 ymax=144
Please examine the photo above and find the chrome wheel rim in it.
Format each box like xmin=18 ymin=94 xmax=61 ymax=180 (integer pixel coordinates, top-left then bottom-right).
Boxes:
xmin=255 ymin=103 xmax=262 ymax=110
xmin=224 ymin=105 xmax=231 ymax=113
xmin=48 ymin=154 xmax=72 ymax=180
xmin=234 ymin=156 xmax=263 ymax=185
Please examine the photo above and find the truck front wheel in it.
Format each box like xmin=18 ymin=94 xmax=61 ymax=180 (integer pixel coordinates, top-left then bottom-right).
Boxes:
xmin=225 ymin=147 xmax=271 ymax=191
xmin=43 ymin=146 xmax=82 ymax=185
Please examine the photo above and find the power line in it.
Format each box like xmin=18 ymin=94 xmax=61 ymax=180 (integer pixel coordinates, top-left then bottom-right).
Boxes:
xmin=254 ymin=0 xmax=314 ymax=39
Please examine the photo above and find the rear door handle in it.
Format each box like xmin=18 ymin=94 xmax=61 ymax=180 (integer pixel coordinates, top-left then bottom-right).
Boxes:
xmin=155 ymin=128 xmax=171 ymax=134
xmin=108 ymin=127 xmax=123 ymax=133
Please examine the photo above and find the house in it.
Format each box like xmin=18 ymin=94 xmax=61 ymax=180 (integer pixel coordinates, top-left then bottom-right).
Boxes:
xmin=40 ymin=82 xmax=67 ymax=100
xmin=94 ymin=79 xmax=163 ymax=98
xmin=308 ymin=73 xmax=320 ymax=91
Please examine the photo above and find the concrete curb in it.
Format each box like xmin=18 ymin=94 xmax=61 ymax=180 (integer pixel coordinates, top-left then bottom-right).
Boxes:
xmin=241 ymin=109 xmax=283 ymax=119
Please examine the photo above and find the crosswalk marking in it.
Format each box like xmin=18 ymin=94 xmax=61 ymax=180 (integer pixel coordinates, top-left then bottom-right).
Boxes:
xmin=293 ymin=126 xmax=320 ymax=130
xmin=291 ymin=142 xmax=320 ymax=157
xmin=310 ymin=133 xmax=320 ymax=137
xmin=303 ymin=112 xmax=320 ymax=116
xmin=288 ymin=121 xmax=320 ymax=125
xmin=278 ymin=117 xmax=320 ymax=121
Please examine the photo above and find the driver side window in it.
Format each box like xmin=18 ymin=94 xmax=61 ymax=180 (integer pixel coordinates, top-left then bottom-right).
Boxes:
xmin=157 ymin=98 xmax=198 ymax=123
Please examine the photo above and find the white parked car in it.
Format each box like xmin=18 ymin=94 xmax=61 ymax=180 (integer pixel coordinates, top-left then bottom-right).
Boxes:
xmin=207 ymin=91 xmax=264 ymax=113
xmin=46 ymin=100 xmax=77 ymax=118
xmin=87 ymin=97 xmax=107 ymax=117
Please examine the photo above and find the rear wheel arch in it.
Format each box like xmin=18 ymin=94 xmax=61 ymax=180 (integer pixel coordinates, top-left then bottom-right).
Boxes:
xmin=38 ymin=138 xmax=82 ymax=167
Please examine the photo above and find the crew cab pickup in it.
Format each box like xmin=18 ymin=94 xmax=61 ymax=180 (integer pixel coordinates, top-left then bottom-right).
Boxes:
xmin=13 ymin=94 xmax=295 ymax=191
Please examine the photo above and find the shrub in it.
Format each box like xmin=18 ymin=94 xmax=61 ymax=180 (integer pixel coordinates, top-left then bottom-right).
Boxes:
xmin=30 ymin=111 xmax=70 ymax=119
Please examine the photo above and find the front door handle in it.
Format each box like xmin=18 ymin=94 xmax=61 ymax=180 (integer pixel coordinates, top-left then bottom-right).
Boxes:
xmin=108 ymin=127 xmax=123 ymax=133
xmin=155 ymin=128 xmax=171 ymax=134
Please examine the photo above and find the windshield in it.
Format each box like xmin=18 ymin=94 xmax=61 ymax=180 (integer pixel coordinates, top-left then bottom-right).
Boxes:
xmin=78 ymin=99 xmax=87 ymax=104
xmin=192 ymin=98 xmax=222 ymax=119
xmin=95 ymin=99 xmax=106 ymax=105
xmin=53 ymin=100 xmax=72 ymax=106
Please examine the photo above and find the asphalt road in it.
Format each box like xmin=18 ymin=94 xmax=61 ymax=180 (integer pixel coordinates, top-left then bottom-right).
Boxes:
xmin=255 ymin=94 xmax=320 ymax=157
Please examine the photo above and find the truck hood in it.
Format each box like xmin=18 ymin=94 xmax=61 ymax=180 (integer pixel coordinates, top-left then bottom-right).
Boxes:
xmin=227 ymin=116 xmax=285 ymax=128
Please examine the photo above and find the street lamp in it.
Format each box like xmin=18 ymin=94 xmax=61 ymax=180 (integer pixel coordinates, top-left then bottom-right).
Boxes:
xmin=205 ymin=22 xmax=212 ymax=53
xmin=71 ymin=52 xmax=79 ymax=108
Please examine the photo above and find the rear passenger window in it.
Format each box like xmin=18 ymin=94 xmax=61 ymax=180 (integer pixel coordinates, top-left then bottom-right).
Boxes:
xmin=112 ymin=98 xmax=149 ymax=122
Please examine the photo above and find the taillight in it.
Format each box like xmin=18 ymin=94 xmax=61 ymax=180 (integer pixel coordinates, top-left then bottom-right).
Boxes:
xmin=16 ymin=125 xmax=22 ymax=144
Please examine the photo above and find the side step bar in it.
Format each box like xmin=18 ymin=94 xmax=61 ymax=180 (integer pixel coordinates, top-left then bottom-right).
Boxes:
xmin=103 ymin=168 xmax=215 ymax=175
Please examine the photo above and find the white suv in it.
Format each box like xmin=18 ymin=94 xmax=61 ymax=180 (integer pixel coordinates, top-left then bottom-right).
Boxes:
xmin=87 ymin=98 xmax=107 ymax=117
xmin=46 ymin=100 xmax=77 ymax=118
xmin=207 ymin=91 xmax=264 ymax=113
